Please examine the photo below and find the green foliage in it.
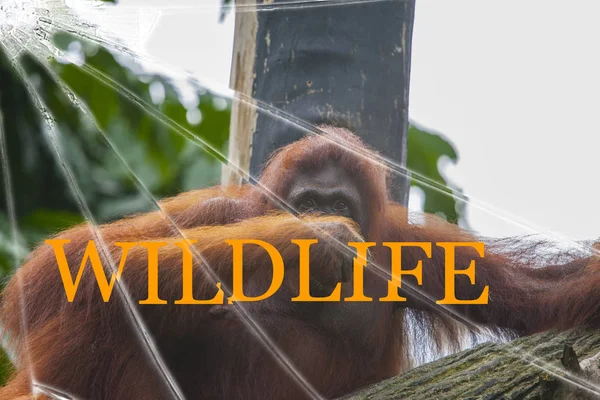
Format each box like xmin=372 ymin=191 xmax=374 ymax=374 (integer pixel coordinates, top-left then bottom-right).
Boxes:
xmin=220 ymin=0 xmax=233 ymax=21
xmin=0 ymin=348 xmax=13 ymax=387
xmin=0 ymin=34 xmax=231 ymax=279
xmin=407 ymin=124 xmax=466 ymax=224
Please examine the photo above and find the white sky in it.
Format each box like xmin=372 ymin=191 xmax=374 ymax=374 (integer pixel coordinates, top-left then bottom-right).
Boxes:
xmin=96 ymin=0 xmax=600 ymax=241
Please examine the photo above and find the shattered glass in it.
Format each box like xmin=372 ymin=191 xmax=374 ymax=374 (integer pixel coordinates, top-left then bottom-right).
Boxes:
xmin=0 ymin=0 xmax=599 ymax=399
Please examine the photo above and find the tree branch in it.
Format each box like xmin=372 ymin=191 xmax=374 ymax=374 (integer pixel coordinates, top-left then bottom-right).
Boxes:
xmin=343 ymin=328 xmax=600 ymax=399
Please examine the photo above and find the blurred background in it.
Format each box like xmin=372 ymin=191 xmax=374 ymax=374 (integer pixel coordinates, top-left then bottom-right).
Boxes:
xmin=0 ymin=0 xmax=599 ymax=384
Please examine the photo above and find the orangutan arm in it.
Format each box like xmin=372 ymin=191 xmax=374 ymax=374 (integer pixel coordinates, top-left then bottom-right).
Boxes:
xmin=1 ymin=213 xmax=360 ymax=344
xmin=382 ymin=203 xmax=600 ymax=335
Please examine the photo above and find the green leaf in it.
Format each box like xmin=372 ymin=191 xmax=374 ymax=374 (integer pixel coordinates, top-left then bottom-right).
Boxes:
xmin=21 ymin=210 xmax=84 ymax=233
xmin=407 ymin=123 xmax=467 ymax=224
xmin=0 ymin=347 xmax=14 ymax=387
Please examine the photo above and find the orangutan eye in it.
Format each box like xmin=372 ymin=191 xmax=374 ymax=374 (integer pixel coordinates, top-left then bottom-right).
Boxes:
xmin=300 ymin=198 xmax=316 ymax=211
xmin=333 ymin=200 xmax=348 ymax=212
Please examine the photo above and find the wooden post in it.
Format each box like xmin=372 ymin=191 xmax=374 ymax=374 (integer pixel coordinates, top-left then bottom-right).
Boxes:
xmin=221 ymin=0 xmax=258 ymax=186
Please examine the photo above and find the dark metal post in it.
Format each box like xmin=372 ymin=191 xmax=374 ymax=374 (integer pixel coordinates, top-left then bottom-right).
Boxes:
xmin=226 ymin=0 xmax=415 ymax=204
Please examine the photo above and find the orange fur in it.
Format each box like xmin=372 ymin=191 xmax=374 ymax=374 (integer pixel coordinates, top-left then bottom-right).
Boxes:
xmin=1 ymin=127 xmax=599 ymax=399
